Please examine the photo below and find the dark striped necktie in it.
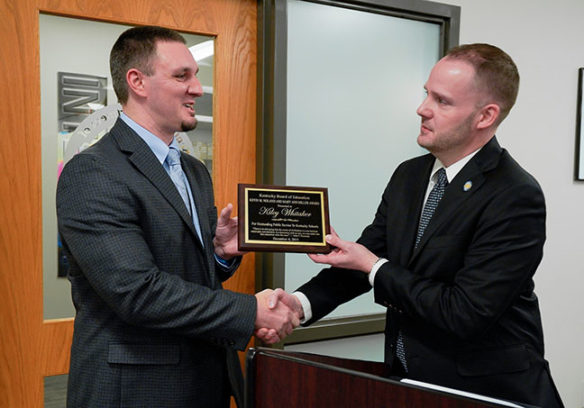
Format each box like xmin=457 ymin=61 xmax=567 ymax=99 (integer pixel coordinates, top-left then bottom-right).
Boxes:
xmin=396 ymin=167 xmax=448 ymax=372
xmin=416 ymin=167 xmax=448 ymax=247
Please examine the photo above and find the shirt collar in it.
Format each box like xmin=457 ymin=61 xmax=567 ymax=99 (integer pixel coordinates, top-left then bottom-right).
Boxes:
xmin=119 ymin=112 xmax=174 ymax=164
xmin=430 ymin=148 xmax=481 ymax=184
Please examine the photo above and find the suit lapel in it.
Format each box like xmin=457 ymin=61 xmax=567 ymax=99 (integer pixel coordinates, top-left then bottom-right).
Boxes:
xmin=397 ymin=157 xmax=434 ymax=264
xmin=181 ymin=157 xmax=219 ymax=287
xmin=409 ymin=137 xmax=502 ymax=262
xmin=110 ymin=120 xmax=204 ymax=249
xmin=182 ymin=160 xmax=212 ymax=247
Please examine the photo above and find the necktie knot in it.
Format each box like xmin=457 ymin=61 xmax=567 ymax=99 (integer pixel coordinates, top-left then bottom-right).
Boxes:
xmin=166 ymin=147 xmax=182 ymax=167
xmin=435 ymin=167 xmax=448 ymax=188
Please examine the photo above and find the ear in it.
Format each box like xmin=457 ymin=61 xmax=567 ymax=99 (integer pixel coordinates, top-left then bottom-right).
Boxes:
xmin=126 ymin=68 xmax=147 ymax=98
xmin=476 ymin=103 xmax=500 ymax=130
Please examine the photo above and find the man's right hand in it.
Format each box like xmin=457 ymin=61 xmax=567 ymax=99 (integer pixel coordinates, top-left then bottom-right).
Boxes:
xmin=254 ymin=289 xmax=301 ymax=344
xmin=254 ymin=288 xmax=304 ymax=344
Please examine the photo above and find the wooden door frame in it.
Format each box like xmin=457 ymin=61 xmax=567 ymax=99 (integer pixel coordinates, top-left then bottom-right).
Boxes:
xmin=0 ymin=0 xmax=257 ymax=405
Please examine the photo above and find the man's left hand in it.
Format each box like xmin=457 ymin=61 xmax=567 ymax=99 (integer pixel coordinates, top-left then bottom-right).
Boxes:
xmin=213 ymin=203 xmax=245 ymax=259
xmin=308 ymin=228 xmax=378 ymax=273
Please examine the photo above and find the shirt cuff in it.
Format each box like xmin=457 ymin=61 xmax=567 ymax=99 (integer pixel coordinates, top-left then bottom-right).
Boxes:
xmin=292 ymin=291 xmax=312 ymax=324
xmin=369 ymin=258 xmax=389 ymax=286
xmin=214 ymin=253 xmax=236 ymax=269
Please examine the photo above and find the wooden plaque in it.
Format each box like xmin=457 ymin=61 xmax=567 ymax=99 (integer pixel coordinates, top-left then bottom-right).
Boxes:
xmin=238 ymin=184 xmax=331 ymax=253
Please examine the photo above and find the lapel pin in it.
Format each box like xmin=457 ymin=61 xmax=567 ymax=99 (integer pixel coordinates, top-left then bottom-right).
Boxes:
xmin=463 ymin=181 xmax=473 ymax=192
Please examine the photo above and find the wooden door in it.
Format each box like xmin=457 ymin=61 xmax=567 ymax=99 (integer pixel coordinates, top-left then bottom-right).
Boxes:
xmin=0 ymin=0 xmax=257 ymax=406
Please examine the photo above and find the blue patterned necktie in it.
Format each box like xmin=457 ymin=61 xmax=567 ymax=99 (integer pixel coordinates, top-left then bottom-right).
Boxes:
xmin=166 ymin=147 xmax=192 ymax=215
xmin=415 ymin=167 xmax=448 ymax=247
xmin=396 ymin=167 xmax=448 ymax=372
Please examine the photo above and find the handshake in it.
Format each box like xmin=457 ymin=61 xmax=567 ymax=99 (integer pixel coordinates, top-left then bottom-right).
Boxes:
xmin=215 ymin=205 xmax=370 ymax=344
xmin=254 ymin=288 xmax=303 ymax=344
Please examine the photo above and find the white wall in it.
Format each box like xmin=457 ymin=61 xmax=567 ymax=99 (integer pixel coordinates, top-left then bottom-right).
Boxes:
xmin=440 ymin=1 xmax=584 ymax=406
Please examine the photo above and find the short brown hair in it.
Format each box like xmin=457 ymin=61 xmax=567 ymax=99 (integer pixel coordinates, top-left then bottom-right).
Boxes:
xmin=110 ymin=25 xmax=186 ymax=104
xmin=446 ymin=43 xmax=519 ymax=125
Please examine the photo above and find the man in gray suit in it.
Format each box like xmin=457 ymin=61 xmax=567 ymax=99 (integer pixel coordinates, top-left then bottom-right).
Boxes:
xmin=57 ymin=26 xmax=296 ymax=408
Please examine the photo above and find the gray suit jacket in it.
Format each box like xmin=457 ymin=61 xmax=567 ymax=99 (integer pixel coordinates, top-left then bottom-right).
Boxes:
xmin=57 ymin=118 xmax=256 ymax=408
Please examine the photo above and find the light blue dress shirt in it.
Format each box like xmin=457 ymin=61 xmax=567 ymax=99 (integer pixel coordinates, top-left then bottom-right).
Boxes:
xmin=119 ymin=113 xmax=237 ymax=270
xmin=119 ymin=112 xmax=203 ymax=241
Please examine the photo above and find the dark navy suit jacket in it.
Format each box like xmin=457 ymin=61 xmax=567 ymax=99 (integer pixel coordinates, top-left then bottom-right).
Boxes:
xmin=298 ymin=137 xmax=563 ymax=408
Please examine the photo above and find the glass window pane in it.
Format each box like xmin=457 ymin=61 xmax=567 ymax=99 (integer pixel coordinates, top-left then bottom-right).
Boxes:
xmin=283 ymin=0 xmax=440 ymax=318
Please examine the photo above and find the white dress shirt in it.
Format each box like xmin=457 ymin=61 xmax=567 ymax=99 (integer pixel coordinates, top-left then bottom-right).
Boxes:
xmin=296 ymin=148 xmax=481 ymax=323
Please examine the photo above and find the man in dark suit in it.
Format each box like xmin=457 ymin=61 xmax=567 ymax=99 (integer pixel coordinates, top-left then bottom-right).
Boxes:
xmin=57 ymin=26 xmax=297 ymax=408
xmin=264 ymin=44 xmax=564 ymax=407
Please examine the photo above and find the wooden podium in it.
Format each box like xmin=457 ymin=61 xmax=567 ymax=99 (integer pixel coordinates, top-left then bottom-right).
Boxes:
xmin=245 ymin=348 xmax=529 ymax=408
